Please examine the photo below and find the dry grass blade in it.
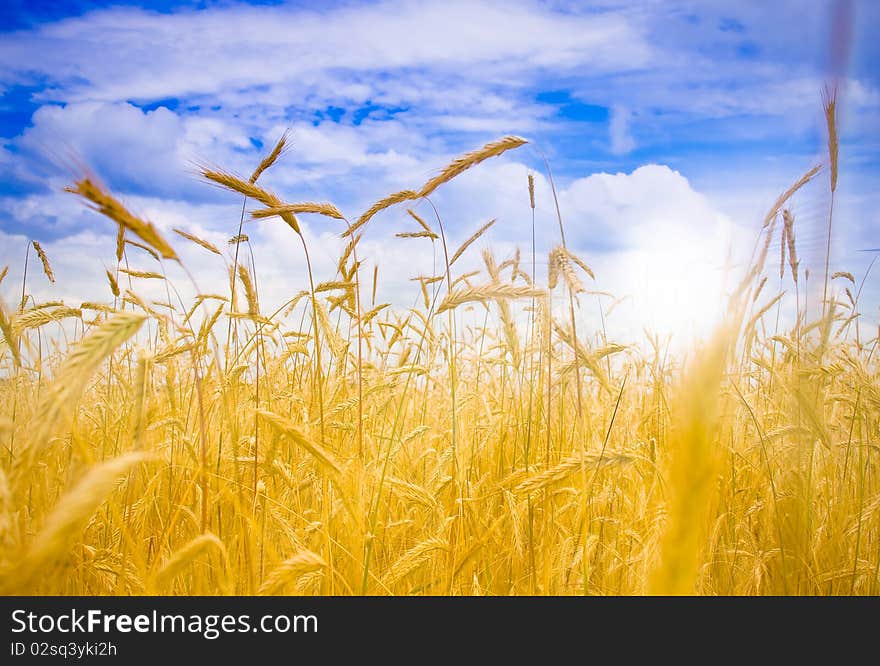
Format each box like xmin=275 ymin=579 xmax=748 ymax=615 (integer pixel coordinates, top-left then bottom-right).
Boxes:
xmin=552 ymin=322 xmax=613 ymax=394
xmin=648 ymin=325 xmax=732 ymax=595
xmin=196 ymin=303 xmax=223 ymax=347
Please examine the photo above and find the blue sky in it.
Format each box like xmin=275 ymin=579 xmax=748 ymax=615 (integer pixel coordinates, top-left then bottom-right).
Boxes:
xmin=0 ymin=0 xmax=877 ymax=340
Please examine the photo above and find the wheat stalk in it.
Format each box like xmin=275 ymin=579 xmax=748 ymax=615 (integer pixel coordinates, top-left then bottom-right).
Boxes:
xmin=115 ymin=224 xmax=125 ymax=262
xmin=396 ymin=231 xmax=438 ymax=240
xmin=823 ymin=86 xmax=839 ymax=193
xmin=252 ymin=202 xmax=344 ymax=221
xmin=258 ymin=551 xmax=326 ymax=594
xmin=32 ymin=241 xmax=55 ymax=283
xmin=762 ymin=164 xmax=822 ymax=228
xmin=345 ymin=189 xmax=419 ymax=238
xmin=249 ymin=130 xmax=289 ymax=184
xmin=550 ymin=246 xmax=585 ymax=294
xmin=782 ymin=209 xmax=799 ymax=284
xmin=528 ymin=173 xmax=535 ymax=209
xmin=449 ymin=219 xmax=496 ymax=266
xmin=512 ymin=452 xmax=633 ymax=495
xmin=125 ymin=238 xmax=160 ymax=261
xmin=201 ymin=168 xmax=300 ymax=234
xmin=407 ymin=209 xmax=434 ymax=234
xmin=66 ymin=178 xmax=178 ymax=261
xmin=418 ymin=136 xmax=527 ymax=198
xmin=152 ymin=533 xmax=230 ymax=593
xmin=0 ymin=297 xmax=20 ymax=368
xmin=255 ymin=409 xmax=342 ymax=475
xmin=105 ymin=269 xmax=120 ymax=297
xmin=237 ymin=265 xmax=260 ymax=316
xmin=384 ymin=536 xmax=449 ymax=587
xmin=13 ymin=312 xmax=145 ymax=479
xmin=119 ymin=268 xmax=165 ymax=280
xmin=3 ymin=453 xmax=149 ymax=593
xmin=173 ymin=228 xmax=221 ymax=255
xmin=13 ymin=306 xmax=82 ymax=334
xmin=436 ymin=284 xmax=545 ymax=314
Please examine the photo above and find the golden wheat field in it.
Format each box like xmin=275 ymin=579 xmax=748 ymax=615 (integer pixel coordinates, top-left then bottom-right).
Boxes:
xmin=0 ymin=92 xmax=877 ymax=597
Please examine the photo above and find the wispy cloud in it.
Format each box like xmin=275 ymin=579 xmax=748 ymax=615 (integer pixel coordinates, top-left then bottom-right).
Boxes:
xmin=609 ymin=105 xmax=636 ymax=155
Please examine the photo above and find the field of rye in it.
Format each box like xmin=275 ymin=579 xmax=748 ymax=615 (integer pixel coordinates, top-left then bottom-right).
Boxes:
xmin=0 ymin=92 xmax=877 ymax=596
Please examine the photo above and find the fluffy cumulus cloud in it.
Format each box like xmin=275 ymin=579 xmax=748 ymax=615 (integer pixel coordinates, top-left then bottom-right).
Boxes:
xmin=565 ymin=166 xmax=737 ymax=341
xmin=0 ymin=0 xmax=877 ymax=342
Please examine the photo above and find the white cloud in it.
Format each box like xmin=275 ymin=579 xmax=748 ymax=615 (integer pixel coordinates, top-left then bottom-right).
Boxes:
xmin=560 ymin=165 xmax=739 ymax=342
xmin=0 ymin=159 xmax=739 ymax=343
xmin=16 ymin=101 xmax=255 ymax=198
xmin=0 ymin=1 xmax=653 ymax=105
xmin=0 ymin=0 xmax=876 ymax=347
xmin=609 ymin=105 xmax=636 ymax=155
